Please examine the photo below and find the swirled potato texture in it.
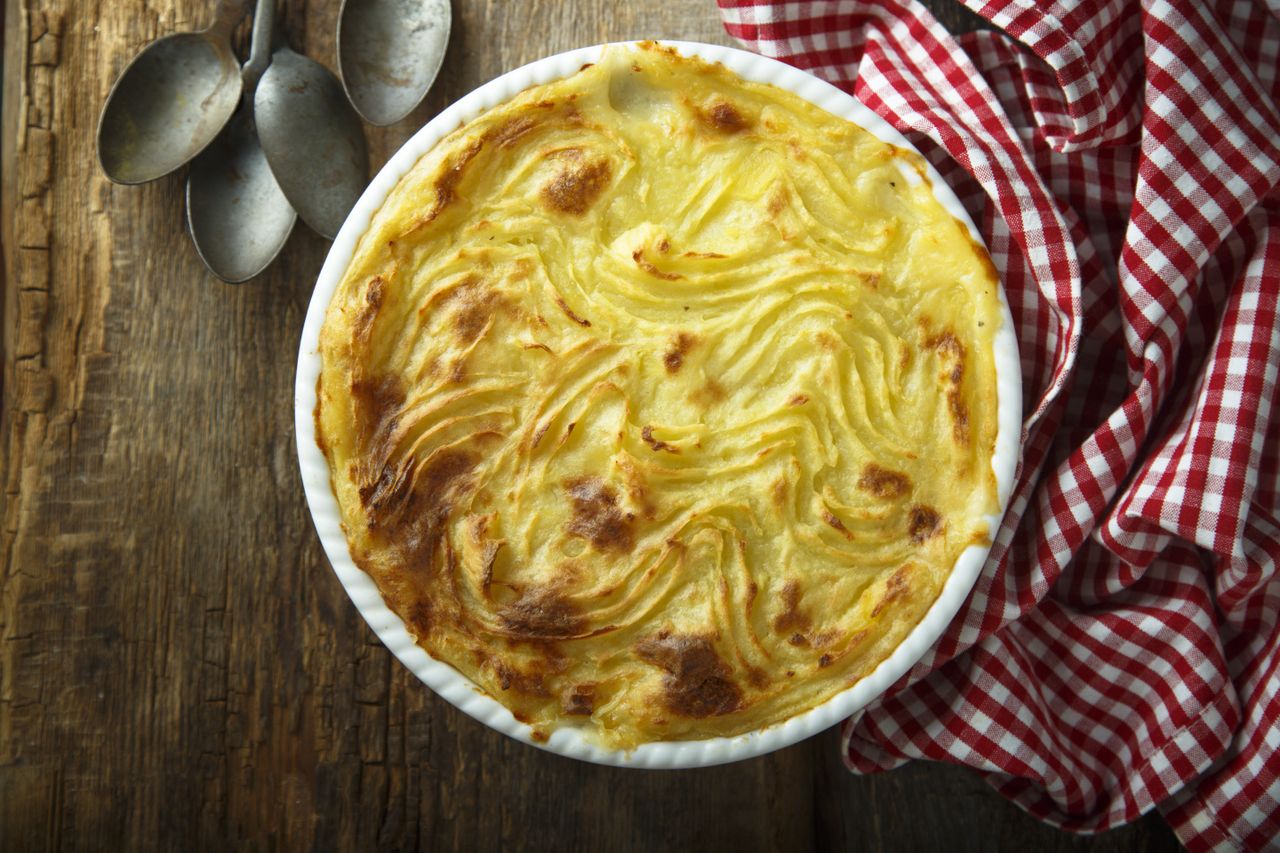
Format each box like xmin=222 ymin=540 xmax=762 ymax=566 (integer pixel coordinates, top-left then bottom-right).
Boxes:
xmin=317 ymin=44 xmax=1003 ymax=749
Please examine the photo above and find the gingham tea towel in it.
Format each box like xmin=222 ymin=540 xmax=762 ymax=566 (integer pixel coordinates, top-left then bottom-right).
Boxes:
xmin=716 ymin=0 xmax=1280 ymax=849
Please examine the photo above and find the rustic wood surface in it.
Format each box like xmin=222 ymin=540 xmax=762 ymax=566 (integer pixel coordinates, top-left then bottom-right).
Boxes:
xmin=0 ymin=1 xmax=1183 ymax=850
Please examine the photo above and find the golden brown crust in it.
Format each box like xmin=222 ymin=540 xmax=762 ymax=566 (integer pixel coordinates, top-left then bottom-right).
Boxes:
xmin=564 ymin=476 xmax=636 ymax=554
xmin=858 ymin=464 xmax=912 ymax=499
xmin=662 ymin=332 xmax=696 ymax=373
xmin=634 ymin=635 xmax=744 ymax=718
xmin=315 ymin=45 xmax=1003 ymax=749
xmin=541 ymin=157 xmax=613 ymax=215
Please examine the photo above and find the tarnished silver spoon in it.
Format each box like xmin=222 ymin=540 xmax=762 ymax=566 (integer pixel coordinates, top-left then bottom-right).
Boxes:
xmin=186 ymin=0 xmax=296 ymax=283
xmin=255 ymin=13 xmax=370 ymax=240
xmin=97 ymin=0 xmax=251 ymax=185
xmin=337 ymin=0 xmax=451 ymax=127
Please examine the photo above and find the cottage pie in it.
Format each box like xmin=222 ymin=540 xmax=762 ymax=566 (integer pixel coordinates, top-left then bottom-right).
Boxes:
xmin=315 ymin=43 xmax=1003 ymax=749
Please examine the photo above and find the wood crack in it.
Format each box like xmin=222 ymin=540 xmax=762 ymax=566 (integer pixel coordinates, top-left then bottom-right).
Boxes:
xmin=1 ymin=3 xmax=62 ymax=772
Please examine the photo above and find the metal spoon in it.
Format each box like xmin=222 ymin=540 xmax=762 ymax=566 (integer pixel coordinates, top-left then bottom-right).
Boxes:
xmin=97 ymin=0 xmax=252 ymax=185
xmin=186 ymin=0 xmax=296 ymax=283
xmin=255 ymin=12 xmax=370 ymax=240
xmin=337 ymin=0 xmax=451 ymax=127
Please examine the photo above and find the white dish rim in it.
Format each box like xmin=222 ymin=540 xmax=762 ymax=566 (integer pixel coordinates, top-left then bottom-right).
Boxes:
xmin=294 ymin=39 xmax=1023 ymax=769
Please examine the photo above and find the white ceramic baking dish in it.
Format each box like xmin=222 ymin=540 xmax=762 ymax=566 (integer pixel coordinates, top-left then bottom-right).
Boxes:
xmin=295 ymin=40 xmax=1022 ymax=769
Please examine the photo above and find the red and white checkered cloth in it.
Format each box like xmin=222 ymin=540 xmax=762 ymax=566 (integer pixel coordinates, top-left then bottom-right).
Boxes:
xmin=716 ymin=0 xmax=1280 ymax=848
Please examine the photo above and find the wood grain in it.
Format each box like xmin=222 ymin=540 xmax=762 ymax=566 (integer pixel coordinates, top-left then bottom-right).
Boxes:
xmin=0 ymin=1 xmax=1181 ymax=850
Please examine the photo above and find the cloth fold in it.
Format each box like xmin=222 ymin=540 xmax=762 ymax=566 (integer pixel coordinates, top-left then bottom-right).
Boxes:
xmin=716 ymin=1 xmax=1280 ymax=849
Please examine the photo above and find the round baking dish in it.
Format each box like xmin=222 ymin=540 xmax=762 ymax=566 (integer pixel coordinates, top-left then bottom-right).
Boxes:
xmin=295 ymin=40 xmax=1022 ymax=768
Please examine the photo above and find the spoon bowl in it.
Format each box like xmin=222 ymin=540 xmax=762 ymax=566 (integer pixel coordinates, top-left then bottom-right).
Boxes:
xmin=97 ymin=0 xmax=250 ymax=185
xmin=256 ymin=45 xmax=369 ymax=239
xmin=186 ymin=112 xmax=296 ymax=282
xmin=338 ymin=0 xmax=451 ymax=127
xmin=187 ymin=0 xmax=295 ymax=283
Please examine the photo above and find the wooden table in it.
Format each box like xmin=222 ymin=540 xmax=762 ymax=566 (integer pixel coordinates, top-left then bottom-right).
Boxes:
xmin=1 ymin=1 xmax=1183 ymax=849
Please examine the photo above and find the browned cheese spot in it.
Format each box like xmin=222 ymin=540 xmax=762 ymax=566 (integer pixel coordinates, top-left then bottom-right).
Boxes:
xmin=908 ymin=505 xmax=942 ymax=543
xmin=361 ymin=445 xmax=478 ymax=570
xmin=745 ymin=666 xmax=770 ymax=689
xmin=693 ymin=379 xmax=727 ymax=406
xmin=768 ymin=186 xmax=789 ymax=216
xmin=789 ymin=394 xmax=809 ymax=406
xmin=682 ymin=250 xmax=727 ymax=259
xmin=432 ymin=140 xmax=483 ymax=215
xmin=771 ymin=478 xmax=788 ymax=508
xmin=816 ymin=331 xmax=841 ymax=352
xmin=927 ymin=330 xmax=964 ymax=363
xmin=554 ymin=295 xmax=592 ymax=327
xmin=818 ymin=654 xmax=833 ymax=668
xmin=871 ymin=565 xmax=912 ymax=617
xmin=350 ymin=374 xmax=406 ymax=464
xmin=564 ymin=477 xmax=635 ymax=553
xmin=925 ymin=329 xmax=970 ymax=444
xmin=530 ymin=420 xmax=551 ymax=450
xmin=562 ymin=683 xmax=597 ymax=716
xmin=500 ymin=588 xmax=587 ymax=640
xmin=450 ymin=281 xmax=509 ymax=343
xmin=530 ymin=729 xmax=549 ymax=743
xmin=541 ymin=158 xmax=612 ymax=215
xmin=772 ymin=579 xmax=811 ymax=636
xmin=697 ymin=100 xmax=750 ymax=134
xmin=407 ymin=601 xmax=432 ymax=638
xmin=351 ymin=275 xmax=386 ymax=350
xmin=509 ymin=256 xmax=535 ymax=281
xmin=634 ymin=634 xmax=744 ymax=718
xmin=858 ymin=463 xmax=912 ymax=499
xmin=358 ymin=445 xmax=407 ymax=512
xmin=420 ymin=450 xmax=480 ymax=517
xmin=658 ymin=238 xmax=671 ymax=253
xmin=479 ymin=541 xmax=502 ymax=595
xmin=822 ymin=508 xmax=853 ymax=540
xmin=632 ymin=249 xmax=684 ymax=280
xmin=663 ymin=332 xmax=697 ymax=373
xmin=493 ymin=660 xmax=550 ymax=697
xmin=467 ymin=513 xmax=491 ymax=543
xmin=641 ymin=425 xmax=680 ymax=454
xmin=618 ymin=459 xmax=656 ymax=519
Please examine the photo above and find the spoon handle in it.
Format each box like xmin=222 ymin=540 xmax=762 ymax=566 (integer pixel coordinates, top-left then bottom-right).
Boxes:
xmin=208 ymin=0 xmax=253 ymax=39
xmin=242 ymin=0 xmax=276 ymax=92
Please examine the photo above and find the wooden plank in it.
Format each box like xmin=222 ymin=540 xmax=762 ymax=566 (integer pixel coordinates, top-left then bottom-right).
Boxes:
xmin=0 ymin=1 xmax=1180 ymax=850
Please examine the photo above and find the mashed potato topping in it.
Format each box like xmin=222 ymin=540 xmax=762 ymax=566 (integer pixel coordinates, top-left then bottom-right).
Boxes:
xmin=316 ymin=43 xmax=1002 ymax=748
